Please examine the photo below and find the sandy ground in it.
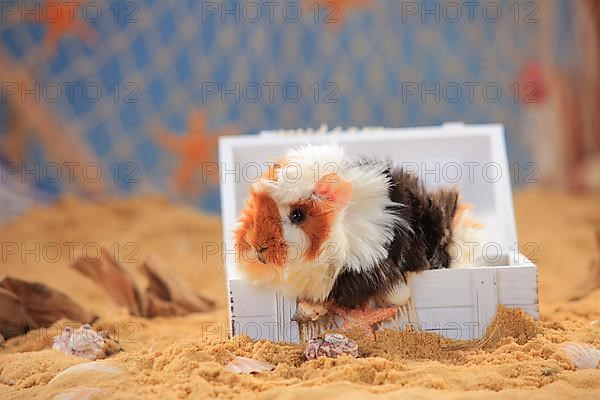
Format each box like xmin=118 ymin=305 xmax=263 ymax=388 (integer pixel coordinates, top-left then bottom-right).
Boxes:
xmin=0 ymin=188 xmax=599 ymax=399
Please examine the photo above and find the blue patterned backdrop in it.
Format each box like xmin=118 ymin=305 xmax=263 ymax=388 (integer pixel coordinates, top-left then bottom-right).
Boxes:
xmin=0 ymin=0 xmax=576 ymax=219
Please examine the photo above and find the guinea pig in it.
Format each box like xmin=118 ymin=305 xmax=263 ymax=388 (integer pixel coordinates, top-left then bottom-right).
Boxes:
xmin=234 ymin=144 xmax=474 ymax=312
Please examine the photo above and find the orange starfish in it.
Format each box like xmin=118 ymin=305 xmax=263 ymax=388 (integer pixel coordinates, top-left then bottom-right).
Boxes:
xmin=39 ymin=0 xmax=97 ymax=56
xmin=330 ymin=304 xmax=397 ymax=340
xmin=154 ymin=109 xmax=237 ymax=196
xmin=0 ymin=47 xmax=106 ymax=196
xmin=307 ymin=0 xmax=373 ymax=25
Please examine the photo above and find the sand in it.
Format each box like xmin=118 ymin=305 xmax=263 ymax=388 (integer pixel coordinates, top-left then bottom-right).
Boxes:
xmin=0 ymin=188 xmax=599 ymax=399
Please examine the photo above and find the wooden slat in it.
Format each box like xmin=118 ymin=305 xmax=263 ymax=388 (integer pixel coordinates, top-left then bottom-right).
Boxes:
xmin=231 ymin=316 xmax=279 ymax=341
xmin=497 ymin=265 xmax=539 ymax=305
xmin=229 ymin=261 xmax=540 ymax=342
xmin=472 ymin=268 xmax=499 ymax=337
xmin=415 ymin=306 xmax=475 ymax=331
xmin=230 ymin=279 xmax=275 ymax=317
xmin=411 ymin=268 xmax=474 ymax=307
xmin=275 ymin=292 xmax=299 ymax=342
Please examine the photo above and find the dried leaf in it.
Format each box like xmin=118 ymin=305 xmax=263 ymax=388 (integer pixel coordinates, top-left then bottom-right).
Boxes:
xmin=0 ymin=277 xmax=94 ymax=328
xmin=71 ymin=248 xmax=145 ymax=316
xmin=0 ymin=287 xmax=38 ymax=339
xmin=144 ymin=291 xmax=190 ymax=317
xmin=225 ymin=356 xmax=275 ymax=374
xmin=140 ymin=258 xmax=214 ymax=316
xmin=70 ymin=247 xmax=213 ymax=319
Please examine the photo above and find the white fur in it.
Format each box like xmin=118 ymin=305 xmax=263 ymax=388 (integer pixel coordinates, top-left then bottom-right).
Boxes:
xmin=339 ymin=161 xmax=404 ymax=273
xmin=384 ymin=273 xmax=413 ymax=305
xmin=277 ymin=193 xmax=344 ymax=302
xmin=261 ymin=144 xmax=407 ymax=301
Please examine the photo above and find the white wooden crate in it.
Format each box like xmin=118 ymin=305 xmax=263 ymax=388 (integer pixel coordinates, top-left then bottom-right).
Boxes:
xmin=219 ymin=123 xmax=539 ymax=342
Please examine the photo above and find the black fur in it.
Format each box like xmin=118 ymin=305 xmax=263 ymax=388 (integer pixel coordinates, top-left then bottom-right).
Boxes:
xmin=327 ymin=162 xmax=458 ymax=308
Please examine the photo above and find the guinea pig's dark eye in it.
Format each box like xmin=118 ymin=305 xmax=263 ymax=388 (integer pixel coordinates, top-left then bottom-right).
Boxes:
xmin=289 ymin=208 xmax=306 ymax=225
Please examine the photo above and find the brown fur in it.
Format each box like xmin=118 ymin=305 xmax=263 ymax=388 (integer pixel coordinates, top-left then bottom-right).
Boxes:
xmin=289 ymin=198 xmax=336 ymax=260
xmin=234 ymin=190 xmax=287 ymax=268
xmin=328 ymin=165 xmax=459 ymax=307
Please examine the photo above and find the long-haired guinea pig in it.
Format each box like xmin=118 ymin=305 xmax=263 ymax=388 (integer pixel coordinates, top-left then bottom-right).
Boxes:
xmin=234 ymin=144 xmax=478 ymax=309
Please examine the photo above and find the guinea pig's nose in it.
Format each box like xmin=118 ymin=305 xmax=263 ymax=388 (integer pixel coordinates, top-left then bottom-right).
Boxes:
xmin=252 ymin=244 xmax=267 ymax=253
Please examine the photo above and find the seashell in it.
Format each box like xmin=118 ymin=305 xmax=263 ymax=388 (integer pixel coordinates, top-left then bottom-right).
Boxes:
xmin=324 ymin=333 xmax=349 ymax=345
xmin=558 ymin=342 xmax=600 ymax=369
xmin=304 ymin=333 xmax=360 ymax=360
xmin=49 ymin=361 xmax=123 ymax=385
xmin=52 ymin=324 xmax=119 ymax=360
xmin=54 ymin=386 xmax=108 ymax=400
xmin=225 ymin=356 xmax=275 ymax=374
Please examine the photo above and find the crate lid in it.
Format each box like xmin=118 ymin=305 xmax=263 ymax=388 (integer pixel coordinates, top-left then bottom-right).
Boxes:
xmin=219 ymin=123 xmax=518 ymax=279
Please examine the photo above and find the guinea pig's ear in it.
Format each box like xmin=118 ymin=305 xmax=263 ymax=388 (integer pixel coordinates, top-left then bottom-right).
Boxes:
xmin=314 ymin=173 xmax=352 ymax=207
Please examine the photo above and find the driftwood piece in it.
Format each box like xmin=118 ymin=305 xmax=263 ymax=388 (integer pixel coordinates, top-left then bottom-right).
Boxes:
xmin=141 ymin=259 xmax=215 ymax=316
xmin=0 ymin=277 xmax=95 ymax=328
xmin=569 ymin=230 xmax=600 ymax=301
xmin=0 ymin=287 xmax=38 ymax=339
xmin=144 ymin=292 xmax=190 ymax=317
xmin=71 ymin=248 xmax=145 ymax=316
xmin=70 ymin=247 xmax=214 ymax=318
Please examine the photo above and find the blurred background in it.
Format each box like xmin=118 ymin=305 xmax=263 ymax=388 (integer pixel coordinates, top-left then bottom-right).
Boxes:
xmin=0 ymin=0 xmax=599 ymax=222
